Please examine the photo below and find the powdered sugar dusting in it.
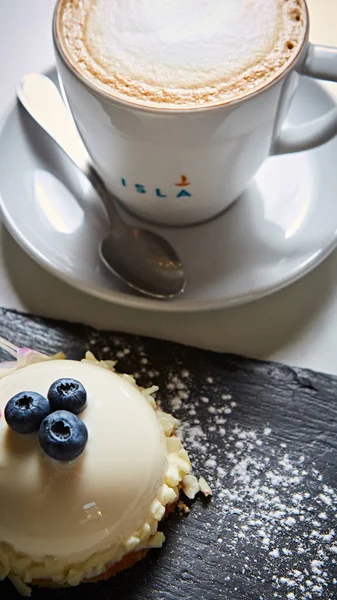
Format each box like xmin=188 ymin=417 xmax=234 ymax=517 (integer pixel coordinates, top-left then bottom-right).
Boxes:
xmin=106 ymin=340 xmax=337 ymax=599
xmin=182 ymin=418 xmax=337 ymax=598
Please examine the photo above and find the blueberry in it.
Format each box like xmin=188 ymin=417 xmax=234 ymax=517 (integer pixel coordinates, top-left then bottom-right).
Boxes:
xmin=5 ymin=391 xmax=50 ymax=434
xmin=39 ymin=410 xmax=88 ymax=461
xmin=48 ymin=378 xmax=87 ymax=414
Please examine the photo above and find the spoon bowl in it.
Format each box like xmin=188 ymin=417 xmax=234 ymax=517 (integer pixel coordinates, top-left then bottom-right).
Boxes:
xmin=100 ymin=228 xmax=185 ymax=298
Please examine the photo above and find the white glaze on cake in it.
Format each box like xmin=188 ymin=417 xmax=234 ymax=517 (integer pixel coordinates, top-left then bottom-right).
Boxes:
xmin=0 ymin=358 xmax=191 ymax=587
xmin=57 ymin=0 xmax=307 ymax=108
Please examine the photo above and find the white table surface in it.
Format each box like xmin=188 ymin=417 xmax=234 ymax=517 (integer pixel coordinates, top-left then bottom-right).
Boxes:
xmin=1 ymin=0 xmax=337 ymax=375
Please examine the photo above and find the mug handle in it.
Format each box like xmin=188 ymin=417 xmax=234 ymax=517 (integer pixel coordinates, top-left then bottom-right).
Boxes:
xmin=272 ymin=44 xmax=337 ymax=154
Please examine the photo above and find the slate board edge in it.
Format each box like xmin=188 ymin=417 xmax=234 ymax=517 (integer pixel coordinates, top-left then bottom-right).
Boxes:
xmin=0 ymin=306 xmax=333 ymax=391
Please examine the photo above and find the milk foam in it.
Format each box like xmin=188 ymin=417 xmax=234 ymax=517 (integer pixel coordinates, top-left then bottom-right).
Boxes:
xmin=58 ymin=0 xmax=306 ymax=108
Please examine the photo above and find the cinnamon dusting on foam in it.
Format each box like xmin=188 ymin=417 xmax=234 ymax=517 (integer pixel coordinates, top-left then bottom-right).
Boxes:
xmin=57 ymin=0 xmax=307 ymax=109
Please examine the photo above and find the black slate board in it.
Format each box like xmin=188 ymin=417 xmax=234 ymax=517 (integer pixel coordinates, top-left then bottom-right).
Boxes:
xmin=1 ymin=308 xmax=337 ymax=600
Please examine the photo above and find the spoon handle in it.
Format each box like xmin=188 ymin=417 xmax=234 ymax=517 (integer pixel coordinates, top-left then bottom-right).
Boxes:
xmin=17 ymin=73 xmax=120 ymax=224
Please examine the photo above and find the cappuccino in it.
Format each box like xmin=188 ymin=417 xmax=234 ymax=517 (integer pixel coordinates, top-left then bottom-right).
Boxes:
xmin=57 ymin=0 xmax=307 ymax=108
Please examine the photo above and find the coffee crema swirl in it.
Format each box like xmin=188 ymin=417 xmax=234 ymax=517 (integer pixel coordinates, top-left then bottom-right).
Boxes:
xmin=56 ymin=0 xmax=307 ymax=109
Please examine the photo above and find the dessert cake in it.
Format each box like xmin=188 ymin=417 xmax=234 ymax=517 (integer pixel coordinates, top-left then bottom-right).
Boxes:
xmin=0 ymin=339 xmax=209 ymax=596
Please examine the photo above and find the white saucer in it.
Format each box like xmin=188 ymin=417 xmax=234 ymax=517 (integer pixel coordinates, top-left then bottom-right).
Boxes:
xmin=0 ymin=72 xmax=337 ymax=313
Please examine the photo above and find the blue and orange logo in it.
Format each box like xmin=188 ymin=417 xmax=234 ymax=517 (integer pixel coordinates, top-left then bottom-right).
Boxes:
xmin=121 ymin=175 xmax=192 ymax=198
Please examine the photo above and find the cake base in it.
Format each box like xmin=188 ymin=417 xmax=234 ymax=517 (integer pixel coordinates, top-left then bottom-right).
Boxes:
xmin=32 ymin=549 xmax=148 ymax=588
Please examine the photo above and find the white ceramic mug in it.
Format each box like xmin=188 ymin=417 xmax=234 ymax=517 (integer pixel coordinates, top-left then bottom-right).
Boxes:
xmin=53 ymin=3 xmax=337 ymax=226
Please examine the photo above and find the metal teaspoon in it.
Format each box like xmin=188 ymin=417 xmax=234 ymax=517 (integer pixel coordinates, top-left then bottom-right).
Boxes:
xmin=17 ymin=73 xmax=185 ymax=299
